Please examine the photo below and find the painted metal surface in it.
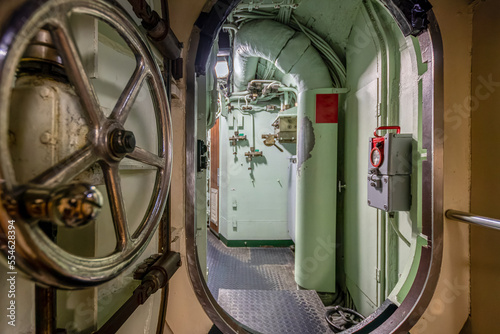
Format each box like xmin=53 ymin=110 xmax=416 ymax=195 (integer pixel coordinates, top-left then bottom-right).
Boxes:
xmin=295 ymin=88 xmax=341 ymax=294
xmin=343 ymin=0 xmax=423 ymax=316
xmin=219 ymin=109 xmax=293 ymax=242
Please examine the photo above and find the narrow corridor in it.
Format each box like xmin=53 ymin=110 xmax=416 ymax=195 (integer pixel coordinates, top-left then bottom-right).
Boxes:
xmin=206 ymin=232 xmax=330 ymax=333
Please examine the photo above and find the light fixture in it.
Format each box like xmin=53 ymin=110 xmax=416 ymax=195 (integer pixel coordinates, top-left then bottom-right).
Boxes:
xmin=215 ymin=60 xmax=229 ymax=79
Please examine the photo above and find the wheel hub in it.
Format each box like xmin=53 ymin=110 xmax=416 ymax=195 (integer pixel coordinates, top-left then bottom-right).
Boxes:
xmin=109 ymin=129 xmax=136 ymax=156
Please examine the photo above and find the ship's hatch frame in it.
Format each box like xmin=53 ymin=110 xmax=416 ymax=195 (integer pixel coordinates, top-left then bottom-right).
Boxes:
xmin=184 ymin=1 xmax=443 ymax=332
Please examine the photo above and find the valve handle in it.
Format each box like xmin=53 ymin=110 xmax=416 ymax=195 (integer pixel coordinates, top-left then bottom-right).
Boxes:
xmin=374 ymin=126 xmax=401 ymax=137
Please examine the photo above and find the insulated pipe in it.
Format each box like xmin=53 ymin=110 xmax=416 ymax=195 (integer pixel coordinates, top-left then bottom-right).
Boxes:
xmin=233 ymin=20 xmax=338 ymax=292
xmin=233 ymin=20 xmax=332 ymax=92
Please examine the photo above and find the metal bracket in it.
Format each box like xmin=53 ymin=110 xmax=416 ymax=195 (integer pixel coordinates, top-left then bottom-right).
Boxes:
xmin=197 ymin=139 xmax=208 ymax=172
xmin=93 ymin=251 xmax=181 ymax=334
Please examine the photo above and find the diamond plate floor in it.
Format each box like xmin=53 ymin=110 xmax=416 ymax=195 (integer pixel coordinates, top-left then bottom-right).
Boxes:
xmin=207 ymin=233 xmax=330 ymax=333
xmin=218 ymin=289 xmax=330 ymax=334
xmin=207 ymin=232 xmax=296 ymax=300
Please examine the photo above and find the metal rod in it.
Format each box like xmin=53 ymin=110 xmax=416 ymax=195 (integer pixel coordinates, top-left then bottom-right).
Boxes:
xmin=446 ymin=210 xmax=500 ymax=231
xmin=35 ymin=286 xmax=56 ymax=334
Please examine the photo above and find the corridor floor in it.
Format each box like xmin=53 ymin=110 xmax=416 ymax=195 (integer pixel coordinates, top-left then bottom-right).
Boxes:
xmin=206 ymin=232 xmax=331 ymax=334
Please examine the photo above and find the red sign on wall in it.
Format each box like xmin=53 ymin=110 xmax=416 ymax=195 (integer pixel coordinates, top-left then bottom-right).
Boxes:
xmin=316 ymin=94 xmax=339 ymax=124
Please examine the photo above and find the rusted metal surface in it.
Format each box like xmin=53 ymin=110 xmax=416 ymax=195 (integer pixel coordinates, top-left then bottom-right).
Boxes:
xmin=297 ymin=116 xmax=315 ymax=171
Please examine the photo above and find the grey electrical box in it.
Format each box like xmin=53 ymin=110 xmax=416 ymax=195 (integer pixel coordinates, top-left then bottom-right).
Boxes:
xmin=367 ymin=131 xmax=412 ymax=212
xmin=367 ymin=174 xmax=411 ymax=212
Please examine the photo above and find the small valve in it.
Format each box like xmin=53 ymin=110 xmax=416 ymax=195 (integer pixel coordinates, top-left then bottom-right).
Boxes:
xmin=229 ymin=131 xmax=247 ymax=146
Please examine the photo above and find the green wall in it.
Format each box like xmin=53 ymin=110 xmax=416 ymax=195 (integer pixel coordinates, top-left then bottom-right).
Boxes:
xmin=219 ymin=108 xmax=296 ymax=243
xmin=343 ymin=1 xmax=422 ymax=316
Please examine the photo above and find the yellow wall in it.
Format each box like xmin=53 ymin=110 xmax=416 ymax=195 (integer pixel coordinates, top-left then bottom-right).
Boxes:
xmin=411 ymin=0 xmax=472 ymax=332
xmin=470 ymin=1 xmax=500 ymax=333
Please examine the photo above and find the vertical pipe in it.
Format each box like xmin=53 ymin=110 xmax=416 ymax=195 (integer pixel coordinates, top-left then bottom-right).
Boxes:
xmin=36 ymin=222 xmax=58 ymax=334
xmin=35 ymin=286 xmax=56 ymax=334
xmin=295 ymin=89 xmax=339 ymax=293
xmin=251 ymin=113 xmax=255 ymax=148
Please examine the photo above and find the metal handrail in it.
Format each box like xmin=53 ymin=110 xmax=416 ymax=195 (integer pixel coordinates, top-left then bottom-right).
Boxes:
xmin=446 ymin=210 xmax=500 ymax=231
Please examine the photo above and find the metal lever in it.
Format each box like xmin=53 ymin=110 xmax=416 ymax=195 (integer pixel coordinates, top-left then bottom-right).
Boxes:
xmin=262 ymin=134 xmax=283 ymax=152
xmin=21 ymin=183 xmax=103 ymax=228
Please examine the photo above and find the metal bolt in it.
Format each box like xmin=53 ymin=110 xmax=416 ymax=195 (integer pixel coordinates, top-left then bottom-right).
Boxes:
xmin=384 ymin=205 xmax=388 ymax=210
xmin=110 ymin=129 xmax=136 ymax=154
xmin=384 ymin=178 xmax=388 ymax=184
xmin=368 ymin=200 xmax=371 ymax=205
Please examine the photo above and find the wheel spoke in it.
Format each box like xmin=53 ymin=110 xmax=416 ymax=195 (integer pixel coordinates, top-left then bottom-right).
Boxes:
xmin=126 ymin=147 xmax=164 ymax=169
xmin=29 ymin=146 xmax=97 ymax=187
xmin=48 ymin=18 xmax=104 ymax=127
xmin=101 ymin=163 xmax=130 ymax=250
xmin=110 ymin=60 xmax=150 ymax=124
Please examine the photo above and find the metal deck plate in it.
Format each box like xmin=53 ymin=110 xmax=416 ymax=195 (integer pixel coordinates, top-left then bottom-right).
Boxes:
xmin=207 ymin=233 xmax=331 ymax=333
xmin=207 ymin=232 xmax=296 ymax=300
xmin=218 ymin=289 xmax=331 ymax=334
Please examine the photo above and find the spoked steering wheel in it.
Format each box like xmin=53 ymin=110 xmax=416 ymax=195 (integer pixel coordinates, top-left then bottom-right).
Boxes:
xmin=0 ymin=0 xmax=172 ymax=289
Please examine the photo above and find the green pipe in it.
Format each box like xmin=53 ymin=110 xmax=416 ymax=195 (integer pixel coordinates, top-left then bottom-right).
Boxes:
xmin=295 ymin=89 xmax=339 ymax=293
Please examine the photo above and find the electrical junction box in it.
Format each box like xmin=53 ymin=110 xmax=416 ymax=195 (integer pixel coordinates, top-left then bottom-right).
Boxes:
xmin=272 ymin=107 xmax=297 ymax=143
xmin=367 ymin=126 xmax=412 ymax=212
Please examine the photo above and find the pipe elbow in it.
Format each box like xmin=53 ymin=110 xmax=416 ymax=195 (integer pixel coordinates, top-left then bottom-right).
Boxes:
xmin=233 ymin=19 xmax=333 ymax=92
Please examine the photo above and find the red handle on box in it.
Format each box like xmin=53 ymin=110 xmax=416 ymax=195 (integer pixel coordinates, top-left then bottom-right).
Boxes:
xmin=374 ymin=126 xmax=401 ymax=138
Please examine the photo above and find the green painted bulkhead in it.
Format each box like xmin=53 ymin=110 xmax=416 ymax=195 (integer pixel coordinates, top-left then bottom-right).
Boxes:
xmin=201 ymin=0 xmax=427 ymax=317
xmin=218 ymin=107 xmax=295 ymax=243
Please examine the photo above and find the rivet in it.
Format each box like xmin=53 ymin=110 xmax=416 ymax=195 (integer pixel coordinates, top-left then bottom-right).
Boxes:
xmin=40 ymin=87 xmax=51 ymax=99
xmin=40 ymin=131 xmax=51 ymax=144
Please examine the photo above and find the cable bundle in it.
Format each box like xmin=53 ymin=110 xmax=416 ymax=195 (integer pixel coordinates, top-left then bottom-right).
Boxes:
xmin=325 ymin=306 xmax=366 ymax=333
xmin=231 ymin=4 xmax=346 ymax=88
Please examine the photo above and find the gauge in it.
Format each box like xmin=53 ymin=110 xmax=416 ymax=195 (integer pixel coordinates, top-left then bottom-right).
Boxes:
xmin=370 ymin=147 xmax=383 ymax=167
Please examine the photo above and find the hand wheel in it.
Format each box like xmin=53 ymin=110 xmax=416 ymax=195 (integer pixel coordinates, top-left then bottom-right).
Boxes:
xmin=0 ymin=0 xmax=172 ymax=289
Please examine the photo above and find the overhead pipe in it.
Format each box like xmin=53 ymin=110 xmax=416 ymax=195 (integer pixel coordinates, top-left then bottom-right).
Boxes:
xmin=232 ymin=19 xmax=340 ymax=293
